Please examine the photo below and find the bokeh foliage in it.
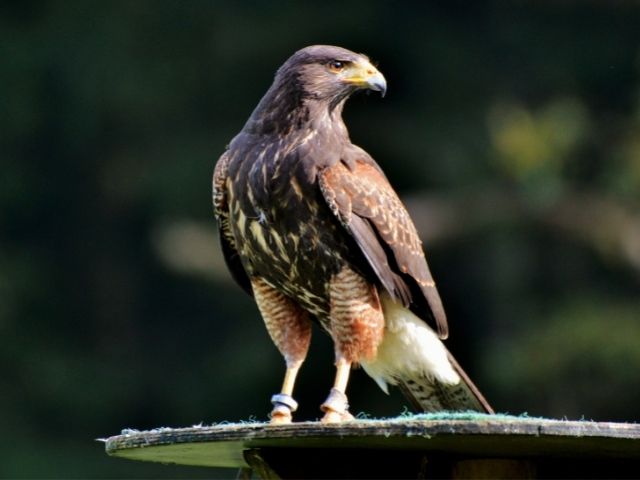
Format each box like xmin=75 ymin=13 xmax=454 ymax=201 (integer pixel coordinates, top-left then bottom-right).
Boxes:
xmin=2 ymin=1 xmax=640 ymax=478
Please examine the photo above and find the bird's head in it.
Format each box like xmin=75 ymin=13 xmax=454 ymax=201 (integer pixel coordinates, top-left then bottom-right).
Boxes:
xmin=245 ymin=45 xmax=386 ymax=135
xmin=277 ymin=45 xmax=387 ymax=105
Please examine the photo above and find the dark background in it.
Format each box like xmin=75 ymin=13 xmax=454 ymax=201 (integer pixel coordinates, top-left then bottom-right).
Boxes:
xmin=3 ymin=1 xmax=640 ymax=478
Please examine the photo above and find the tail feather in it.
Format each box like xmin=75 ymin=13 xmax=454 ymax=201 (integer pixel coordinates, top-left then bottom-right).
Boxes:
xmin=397 ymin=353 xmax=493 ymax=413
xmin=446 ymin=351 xmax=494 ymax=413
xmin=361 ymin=292 xmax=493 ymax=414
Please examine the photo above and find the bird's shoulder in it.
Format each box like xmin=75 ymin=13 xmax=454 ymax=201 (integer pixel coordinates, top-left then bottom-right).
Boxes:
xmin=318 ymin=148 xmax=402 ymax=226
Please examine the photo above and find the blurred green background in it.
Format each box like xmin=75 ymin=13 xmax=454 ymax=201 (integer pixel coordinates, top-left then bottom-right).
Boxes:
xmin=2 ymin=1 xmax=640 ymax=478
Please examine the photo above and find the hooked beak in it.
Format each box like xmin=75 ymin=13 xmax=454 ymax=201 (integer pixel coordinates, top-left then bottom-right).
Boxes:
xmin=341 ymin=59 xmax=387 ymax=97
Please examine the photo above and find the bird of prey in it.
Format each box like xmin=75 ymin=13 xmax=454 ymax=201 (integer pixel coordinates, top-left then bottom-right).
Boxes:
xmin=213 ymin=45 xmax=492 ymax=423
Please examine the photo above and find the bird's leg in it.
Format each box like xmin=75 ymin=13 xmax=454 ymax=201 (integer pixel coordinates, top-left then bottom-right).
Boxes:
xmin=270 ymin=363 xmax=302 ymax=424
xmin=321 ymin=267 xmax=385 ymax=423
xmin=320 ymin=357 xmax=355 ymax=423
xmin=250 ymin=278 xmax=311 ymax=425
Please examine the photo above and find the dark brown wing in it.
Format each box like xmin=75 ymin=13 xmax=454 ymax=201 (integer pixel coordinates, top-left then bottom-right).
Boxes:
xmin=213 ymin=151 xmax=253 ymax=296
xmin=319 ymin=158 xmax=448 ymax=339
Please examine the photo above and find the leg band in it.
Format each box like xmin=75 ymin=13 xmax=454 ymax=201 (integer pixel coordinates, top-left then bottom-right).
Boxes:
xmin=271 ymin=393 xmax=298 ymax=413
xmin=320 ymin=388 xmax=349 ymax=414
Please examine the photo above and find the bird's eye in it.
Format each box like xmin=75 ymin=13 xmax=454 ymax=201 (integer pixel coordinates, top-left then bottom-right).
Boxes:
xmin=328 ymin=60 xmax=346 ymax=72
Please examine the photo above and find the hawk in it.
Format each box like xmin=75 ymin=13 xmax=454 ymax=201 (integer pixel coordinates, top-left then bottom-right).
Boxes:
xmin=213 ymin=45 xmax=493 ymax=423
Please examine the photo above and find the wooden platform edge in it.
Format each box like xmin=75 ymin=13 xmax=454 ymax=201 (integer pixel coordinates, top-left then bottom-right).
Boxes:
xmin=103 ymin=417 xmax=640 ymax=469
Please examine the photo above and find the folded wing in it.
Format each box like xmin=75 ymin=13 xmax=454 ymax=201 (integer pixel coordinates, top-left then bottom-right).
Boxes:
xmin=319 ymin=157 xmax=448 ymax=339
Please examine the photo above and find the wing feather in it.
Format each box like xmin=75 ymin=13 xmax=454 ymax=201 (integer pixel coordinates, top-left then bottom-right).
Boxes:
xmin=213 ymin=152 xmax=253 ymax=296
xmin=319 ymin=157 xmax=448 ymax=338
xmin=350 ymin=215 xmax=412 ymax=306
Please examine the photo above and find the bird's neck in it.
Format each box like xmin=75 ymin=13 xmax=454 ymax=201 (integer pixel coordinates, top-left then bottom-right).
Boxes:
xmin=245 ymin=84 xmax=349 ymax=139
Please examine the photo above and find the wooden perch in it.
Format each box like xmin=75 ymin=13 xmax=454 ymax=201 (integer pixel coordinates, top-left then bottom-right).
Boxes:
xmin=104 ymin=414 xmax=640 ymax=479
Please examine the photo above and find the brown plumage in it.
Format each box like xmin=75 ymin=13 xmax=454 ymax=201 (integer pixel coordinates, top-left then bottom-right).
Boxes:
xmin=213 ymin=45 xmax=492 ymax=422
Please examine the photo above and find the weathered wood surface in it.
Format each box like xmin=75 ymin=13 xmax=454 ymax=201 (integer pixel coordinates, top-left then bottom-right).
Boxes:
xmin=104 ymin=416 xmax=640 ymax=473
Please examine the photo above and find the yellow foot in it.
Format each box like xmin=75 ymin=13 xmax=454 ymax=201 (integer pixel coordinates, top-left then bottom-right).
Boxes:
xmin=321 ymin=409 xmax=355 ymax=423
xmin=269 ymin=409 xmax=292 ymax=424
xmin=270 ymin=393 xmax=297 ymax=424
xmin=320 ymin=388 xmax=353 ymax=423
